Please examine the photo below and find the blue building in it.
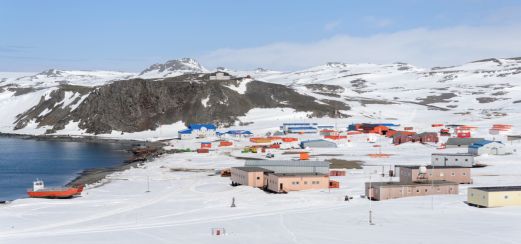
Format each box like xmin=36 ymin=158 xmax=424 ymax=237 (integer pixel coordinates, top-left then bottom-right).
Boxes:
xmin=468 ymin=140 xmax=511 ymax=155
xmin=225 ymin=130 xmax=253 ymax=137
xmin=282 ymin=123 xmax=318 ymax=134
xmin=178 ymin=124 xmax=217 ymax=139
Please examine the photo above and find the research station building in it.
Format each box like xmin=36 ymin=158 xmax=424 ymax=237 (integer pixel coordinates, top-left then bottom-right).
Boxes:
xmin=468 ymin=186 xmax=521 ymax=208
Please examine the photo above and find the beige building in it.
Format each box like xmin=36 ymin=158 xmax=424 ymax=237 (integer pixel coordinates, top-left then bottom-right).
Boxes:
xmin=266 ymin=173 xmax=329 ymax=193
xmin=230 ymin=167 xmax=273 ymax=188
xmin=365 ymin=181 xmax=459 ymax=201
xmin=467 ymin=186 xmax=521 ymax=208
xmin=399 ymin=166 xmax=472 ymax=184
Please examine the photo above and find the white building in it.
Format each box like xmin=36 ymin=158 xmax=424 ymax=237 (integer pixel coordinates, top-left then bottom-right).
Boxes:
xmin=178 ymin=124 xmax=217 ymax=139
xmin=468 ymin=140 xmax=512 ymax=155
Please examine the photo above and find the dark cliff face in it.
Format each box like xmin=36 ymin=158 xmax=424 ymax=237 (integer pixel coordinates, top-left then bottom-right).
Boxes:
xmin=14 ymin=74 xmax=349 ymax=134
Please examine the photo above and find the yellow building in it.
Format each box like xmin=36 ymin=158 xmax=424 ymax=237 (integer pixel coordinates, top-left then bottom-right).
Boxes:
xmin=468 ymin=186 xmax=521 ymax=208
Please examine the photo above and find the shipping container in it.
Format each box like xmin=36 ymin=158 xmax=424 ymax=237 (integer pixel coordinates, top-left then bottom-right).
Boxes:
xmin=219 ymin=141 xmax=233 ymax=147
xmin=300 ymin=152 xmax=310 ymax=160
xmin=329 ymin=180 xmax=340 ymax=188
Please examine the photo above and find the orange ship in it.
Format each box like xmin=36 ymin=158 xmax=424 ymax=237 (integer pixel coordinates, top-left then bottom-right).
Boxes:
xmin=27 ymin=179 xmax=84 ymax=199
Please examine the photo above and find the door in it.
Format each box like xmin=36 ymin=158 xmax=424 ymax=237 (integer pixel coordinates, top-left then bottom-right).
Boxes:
xmin=279 ymin=183 xmax=283 ymax=192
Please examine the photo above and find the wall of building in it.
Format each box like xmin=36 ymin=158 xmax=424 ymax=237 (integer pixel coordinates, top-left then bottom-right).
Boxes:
xmin=365 ymin=183 xmax=458 ymax=201
xmin=468 ymin=189 xmax=521 ymax=207
xmin=399 ymin=167 xmax=472 ymax=184
xmin=244 ymin=160 xmax=330 ymax=174
xmin=266 ymin=174 xmax=329 ymax=193
xmin=179 ymin=133 xmax=195 ymax=140
xmin=470 ymin=143 xmax=511 ymax=156
xmin=301 ymin=141 xmax=337 ymax=148
xmin=431 ymin=154 xmax=474 ymax=167
xmin=230 ymin=169 xmax=265 ymax=188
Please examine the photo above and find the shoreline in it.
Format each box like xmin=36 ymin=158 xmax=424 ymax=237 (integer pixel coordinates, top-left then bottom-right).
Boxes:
xmin=0 ymin=132 xmax=168 ymax=193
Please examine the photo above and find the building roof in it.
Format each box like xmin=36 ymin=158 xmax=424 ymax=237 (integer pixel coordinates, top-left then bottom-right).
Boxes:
xmin=432 ymin=153 xmax=475 ymax=156
xmin=367 ymin=180 xmax=458 ymax=188
xmin=287 ymin=126 xmax=317 ymax=130
xmin=446 ymin=138 xmax=484 ymax=145
xmin=226 ymin=130 xmax=253 ymax=135
xmin=283 ymin=123 xmax=317 ymax=126
xmin=471 ymin=186 xmax=521 ymax=192
xmin=178 ymin=129 xmax=193 ymax=134
xmin=272 ymin=172 xmax=328 ymax=177
xmin=245 ymin=160 xmax=330 ymax=167
xmin=399 ymin=165 xmax=470 ymax=169
xmin=469 ymin=140 xmax=503 ymax=149
xmin=188 ymin=124 xmax=217 ymax=130
xmin=417 ymin=132 xmax=438 ymax=136
xmin=301 ymin=139 xmax=336 ymax=144
xmin=232 ymin=167 xmax=274 ymax=173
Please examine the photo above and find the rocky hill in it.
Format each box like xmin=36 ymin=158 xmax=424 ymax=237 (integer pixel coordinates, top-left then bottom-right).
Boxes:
xmin=1 ymin=57 xmax=521 ymax=137
xmin=10 ymin=73 xmax=347 ymax=134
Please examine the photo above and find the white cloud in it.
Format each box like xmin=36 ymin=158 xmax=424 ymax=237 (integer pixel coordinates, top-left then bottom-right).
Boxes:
xmin=324 ymin=20 xmax=341 ymax=31
xmin=363 ymin=16 xmax=393 ymax=28
xmin=199 ymin=25 xmax=521 ymax=70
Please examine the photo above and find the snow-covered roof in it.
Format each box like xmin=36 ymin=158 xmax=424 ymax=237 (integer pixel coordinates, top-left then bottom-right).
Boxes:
xmin=188 ymin=124 xmax=217 ymax=130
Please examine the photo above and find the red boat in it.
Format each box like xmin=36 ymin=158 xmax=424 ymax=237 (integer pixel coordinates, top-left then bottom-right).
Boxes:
xmin=27 ymin=179 xmax=84 ymax=199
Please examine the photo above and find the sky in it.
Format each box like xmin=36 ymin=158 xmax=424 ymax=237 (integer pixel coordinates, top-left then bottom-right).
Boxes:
xmin=1 ymin=0 xmax=521 ymax=72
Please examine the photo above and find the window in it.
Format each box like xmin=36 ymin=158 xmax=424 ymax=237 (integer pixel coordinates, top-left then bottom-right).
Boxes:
xmin=505 ymin=195 xmax=509 ymax=199
xmin=451 ymin=172 xmax=456 ymax=176
xmin=416 ymin=189 xmax=420 ymax=193
xmin=437 ymin=188 xmax=441 ymax=192
xmin=462 ymin=172 xmax=466 ymax=176
xmin=256 ymin=177 xmax=260 ymax=180
xmin=304 ymin=181 xmax=308 ymax=184
xmin=465 ymin=159 xmax=468 ymax=162
xmin=425 ymin=189 xmax=428 ymax=192
xmin=455 ymin=159 xmax=458 ymax=161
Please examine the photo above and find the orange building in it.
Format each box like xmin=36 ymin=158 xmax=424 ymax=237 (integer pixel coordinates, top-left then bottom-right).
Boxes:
xmin=266 ymin=173 xmax=329 ymax=193
xmin=230 ymin=167 xmax=274 ymax=188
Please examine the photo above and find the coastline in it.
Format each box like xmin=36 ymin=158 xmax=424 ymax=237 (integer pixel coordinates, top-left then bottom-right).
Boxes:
xmin=0 ymin=132 xmax=167 ymax=191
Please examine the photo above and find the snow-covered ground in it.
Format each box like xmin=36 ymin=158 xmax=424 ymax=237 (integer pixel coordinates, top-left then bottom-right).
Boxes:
xmin=0 ymin=123 xmax=520 ymax=243
xmin=0 ymin=58 xmax=520 ymax=243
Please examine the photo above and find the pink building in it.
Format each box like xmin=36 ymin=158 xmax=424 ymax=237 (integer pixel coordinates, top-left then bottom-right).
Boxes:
xmin=230 ymin=167 xmax=273 ymax=188
xmin=365 ymin=181 xmax=459 ymax=201
xmin=266 ymin=173 xmax=329 ymax=193
xmin=399 ymin=166 xmax=472 ymax=184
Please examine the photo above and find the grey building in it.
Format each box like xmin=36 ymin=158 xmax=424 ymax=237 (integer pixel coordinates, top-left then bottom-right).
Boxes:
xmin=300 ymin=139 xmax=337 ymax=148
xmin=244 ymin=160 xmax=330 ymax=174
xmin=507 ymin=135 xmax=521 ymax=142
xmin=431 ymin=153 xmax=475 ymax=167
xmin=445 ymin=138 xmax=484 ymax=148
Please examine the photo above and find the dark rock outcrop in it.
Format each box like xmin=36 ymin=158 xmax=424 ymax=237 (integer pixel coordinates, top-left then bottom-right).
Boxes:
xmin=14 ymin=74 xmax=349 ymax=134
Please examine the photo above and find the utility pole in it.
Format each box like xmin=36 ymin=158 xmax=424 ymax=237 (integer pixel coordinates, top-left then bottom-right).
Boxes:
xmin=368 ymin=175 xmax=375 ymax=225
xmin=146 ymin=176 xmax=150 ymax=193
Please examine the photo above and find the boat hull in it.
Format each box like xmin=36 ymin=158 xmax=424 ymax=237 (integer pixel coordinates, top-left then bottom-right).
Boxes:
xmin=27 ymin=186 xmax=84 ymax=199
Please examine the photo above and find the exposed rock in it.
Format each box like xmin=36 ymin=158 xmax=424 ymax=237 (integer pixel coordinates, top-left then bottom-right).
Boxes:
xmin=14 ymin=74 xmax=349 ymax=134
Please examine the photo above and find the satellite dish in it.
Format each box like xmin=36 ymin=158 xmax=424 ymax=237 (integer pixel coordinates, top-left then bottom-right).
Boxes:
xmin=419 ymin=165 xmax=427 ymax=174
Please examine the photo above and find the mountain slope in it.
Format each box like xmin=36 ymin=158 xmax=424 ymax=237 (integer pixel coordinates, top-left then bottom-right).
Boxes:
xmin=10 ymin=73 xmax=346 ymax=134
xmin=1 ymin=57 xmax=521 ymax=137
